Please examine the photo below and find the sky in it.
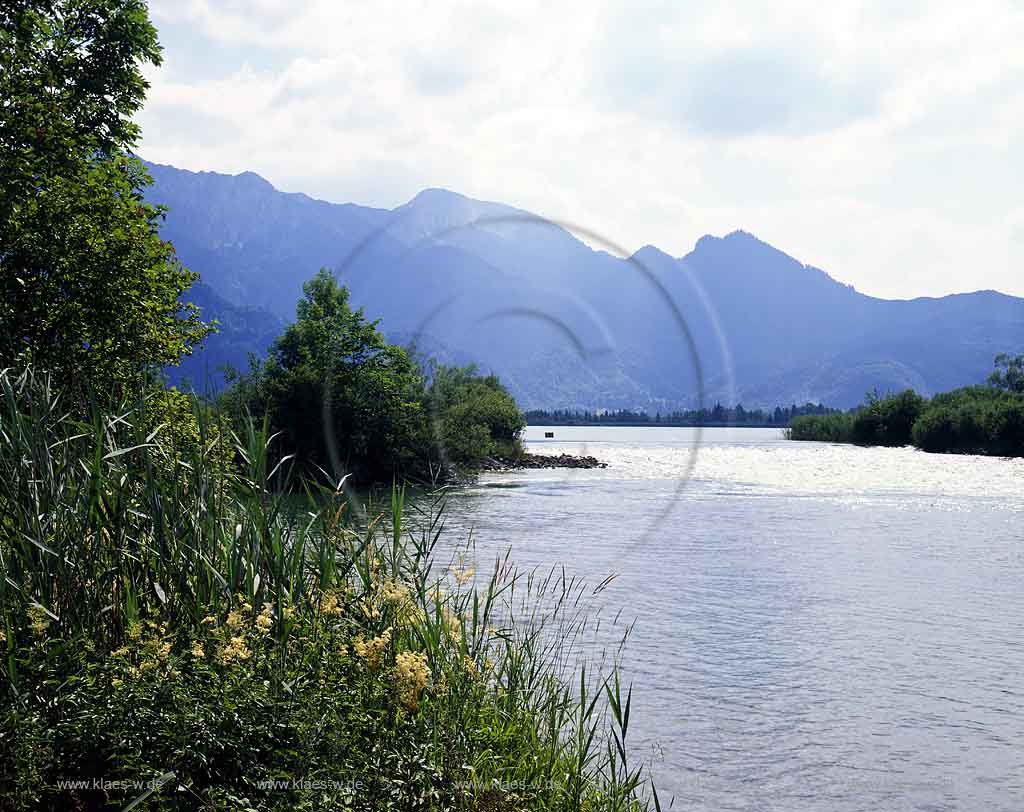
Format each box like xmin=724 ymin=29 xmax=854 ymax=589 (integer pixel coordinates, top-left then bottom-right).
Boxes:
xmin=138 ymin=0 xmax=1024 ymax=300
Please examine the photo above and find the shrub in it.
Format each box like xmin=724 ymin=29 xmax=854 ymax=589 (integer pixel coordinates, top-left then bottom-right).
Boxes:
xmin=787 ymin=412 xmax=855 ymax=443
xmin=137 ymin=385 xmax=235 ymax=480
xmin=0 ymin=369 xmax=653 ymax=811
xmin=424 ymin=363 xmax=526 ymax=465
xmin=850 ymin=389 xmax=925 ymax=447
xmin=912 ymin=386 xmax=1024 ymax=456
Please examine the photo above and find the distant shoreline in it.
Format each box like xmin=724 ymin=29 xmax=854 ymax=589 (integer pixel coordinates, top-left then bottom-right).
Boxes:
xmin=525 ymin=421 xmax=786 ymax=429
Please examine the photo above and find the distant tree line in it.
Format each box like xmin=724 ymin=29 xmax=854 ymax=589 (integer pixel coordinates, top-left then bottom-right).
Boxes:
xmin=525 ymin=402 xmax=840 ymax=427
xmin=789 ymin=354 xmax=1024 ymax=457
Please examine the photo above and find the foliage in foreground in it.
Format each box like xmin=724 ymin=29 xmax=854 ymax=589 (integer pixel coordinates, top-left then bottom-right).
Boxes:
xmin=0 ymin=369 xmax=652 ymax=812
xmin=0 ymin=0 xmax=210 ymax=396
xmin=788 ymin=356 xmax=1024 ymax=457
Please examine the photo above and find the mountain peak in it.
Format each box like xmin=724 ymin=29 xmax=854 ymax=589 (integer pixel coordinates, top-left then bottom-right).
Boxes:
xmin=689 ymin=229 xmax=799 ymax=265
xmin=234 ymin=170 xmax=275 ymax=191
xmin=407 ymin=187 xmax=468 ymax=206
xmin=630 ymin=244 xmax=680 ymax=271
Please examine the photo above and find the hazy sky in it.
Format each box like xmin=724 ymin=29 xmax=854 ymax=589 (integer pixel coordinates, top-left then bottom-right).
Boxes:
xmin=139 ymin=0 xmax=1023 ymax=299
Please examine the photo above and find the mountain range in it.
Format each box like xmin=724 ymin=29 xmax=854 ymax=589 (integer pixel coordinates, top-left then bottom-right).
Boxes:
xmin=147 ymin=160 xmax=1024 ymax=410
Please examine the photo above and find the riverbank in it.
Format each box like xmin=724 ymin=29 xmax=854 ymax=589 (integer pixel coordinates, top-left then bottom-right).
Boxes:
xmin=0 ymin=371 xmax=651 ymax=812
xmin=789 ymin=385 xmax=1024 ymax=457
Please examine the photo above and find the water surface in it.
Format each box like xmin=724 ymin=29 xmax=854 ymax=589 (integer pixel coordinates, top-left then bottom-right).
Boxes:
xmin=440 ymin=426 xmax=1024 ymax=810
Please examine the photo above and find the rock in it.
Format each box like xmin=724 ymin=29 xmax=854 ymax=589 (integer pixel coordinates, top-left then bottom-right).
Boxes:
xmin=481 ymin=452 xmax=608 ymax=471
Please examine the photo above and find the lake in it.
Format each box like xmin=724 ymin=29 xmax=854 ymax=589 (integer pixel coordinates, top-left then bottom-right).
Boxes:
xmin=437 ymin=426 xmax=1024 ymax=810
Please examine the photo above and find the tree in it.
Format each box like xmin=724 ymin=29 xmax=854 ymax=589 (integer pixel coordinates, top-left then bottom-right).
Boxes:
xmin=424 ymin=363 xmax=525 ymax=462
xmin=851 ymin=389 xmax=924 ymax=446
xmin=235 ymin=270 xmax=426 ymax=482
xmin=989 ymin=353 xmax=1024 ymax=394
xmin=0 ymin=0 xmax=209 ymax=392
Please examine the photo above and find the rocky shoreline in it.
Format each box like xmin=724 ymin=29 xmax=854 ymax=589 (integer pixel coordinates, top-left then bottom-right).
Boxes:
xmin=477 ymin=452 xmax=608 ymax=471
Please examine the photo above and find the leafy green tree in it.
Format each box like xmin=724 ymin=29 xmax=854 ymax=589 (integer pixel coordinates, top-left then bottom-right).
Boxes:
xmin=231 ymin=270 xmax=426 ymax=482
xmin=989 ymin=353 xmax=1024 ymax=394
xmin=425 ymin=363 xmax=526 ymax=462
xmin=0 ymin=0 xmax=209 ymax=392
xmin=851 ymin=389 xmax=924 ymax=446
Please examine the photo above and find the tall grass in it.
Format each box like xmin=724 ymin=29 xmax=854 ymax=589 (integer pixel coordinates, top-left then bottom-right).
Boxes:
xmin=0 ymin=368 xmax=657 ymax=811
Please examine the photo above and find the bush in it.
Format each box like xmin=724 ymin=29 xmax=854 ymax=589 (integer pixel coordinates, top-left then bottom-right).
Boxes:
xmin=850 ymin=389 xmax=924 ymax=447
xmin=426 ymin=364 xmax=526 ymax=463
xmin=138 ymin=385 xmax=235 ymax=480
xmin=912 ymin=386 xmax=1024 ymax=456
xmin=0 ymin=369 xmax=652 ymax=811
xmin=787 ymin=412 xmax=855 ymax=443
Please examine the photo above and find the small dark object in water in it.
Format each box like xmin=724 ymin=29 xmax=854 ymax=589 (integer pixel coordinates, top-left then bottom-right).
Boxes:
xmin=544 ymin=431 xmax=555 ymax=438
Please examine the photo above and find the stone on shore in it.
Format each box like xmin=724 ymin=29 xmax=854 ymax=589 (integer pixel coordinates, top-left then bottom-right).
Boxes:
xmin=479 ymin=452 xmax=608 ymax=471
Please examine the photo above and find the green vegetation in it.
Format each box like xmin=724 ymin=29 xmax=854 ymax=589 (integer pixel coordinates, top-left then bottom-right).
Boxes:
xmin=425 ymin=362 xmax=526 ymax=462
xmin=0 ymin=370 xmax=653 ymax=811
xmin=786 ymin=412 xmax=855 ymax=443
xmin=789 ymin=359 xmax=1024 ymax=457
xmin=912 ymin=386 xmax=1024 ymax=456
xmin=526 ymin=402 xmax=839 ymax=428
xmin=221 ymin=269 xmax=525 ymax=482
xmin=989 ymin=352 xmax=1024 ymax=394
xmin=848 ymin=389 xmax=925 ymax=447
xmin=0 ymin=0 xmax=209 ymax=396
xmin=221 ymin=270 xmax=427 ymax=482
xmin=0 ymin=4 xmax=650 ymax=810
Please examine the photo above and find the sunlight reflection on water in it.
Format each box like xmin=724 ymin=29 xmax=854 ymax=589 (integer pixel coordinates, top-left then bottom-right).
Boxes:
xmin=437 ymin=427 xmax=1024 ymax=811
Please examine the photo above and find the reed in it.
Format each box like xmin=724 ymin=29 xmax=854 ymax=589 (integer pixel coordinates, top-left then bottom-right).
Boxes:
xmin=0 ymin=368 xmax=658 ymax=811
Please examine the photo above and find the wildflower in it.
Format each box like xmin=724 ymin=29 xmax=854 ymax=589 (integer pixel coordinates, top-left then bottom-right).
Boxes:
xmin=111 ymin=646 xmax=131 ymax=658
xmin=381 ymin=579 xmax=421 ymax=626
xmin=463 ymin=654 xmax=479 ymax=680
xmin=201 ymin=615 xmax=217 ymax=626
xmin=255 ymin=603 xmax=274 ymax=632
xmin=449 ymin=564 xmax=475 ymax=586
xmin=226 ymin=610 xmax=244 ymax=630
xmin=353 ymin=627 xmax=392 ymax=671
xmin=27 ymin=606 xmax=50 ymax=637
xmin=111 ymin=678 xmax=123 ymax=688
xmin=381 ymin=578 xmax=410 ymax=606
xmin=320 ymin=592 xmax=343 ymax=617
xmin=394 ymin=650 xmax=431 ymax=710
xmin=127 ymin=622 xmax=142 ymax=641
xmin=190 ymin=642 xmax=205 ymax=659
xmin=218 ymin=635 xmax=252 ymax=665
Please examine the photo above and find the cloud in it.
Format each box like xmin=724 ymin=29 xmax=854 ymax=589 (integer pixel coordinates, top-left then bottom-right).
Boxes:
xmin=137 ymin=0 xmax=1024 ymax=299
xmin=593 ymin=4 xmax=882 ymax=137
